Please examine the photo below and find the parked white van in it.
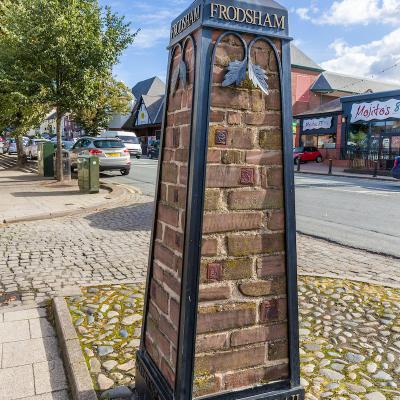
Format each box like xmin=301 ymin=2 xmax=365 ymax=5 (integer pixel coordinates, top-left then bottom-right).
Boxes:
xmin=100 ymin=131 xmax=142 ymax=159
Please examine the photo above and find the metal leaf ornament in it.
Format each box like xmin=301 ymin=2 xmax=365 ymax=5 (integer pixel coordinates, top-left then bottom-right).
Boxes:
xmin=222 ymin=59 xmax=247 ymax=88
xmin=171 ymin=58 xmax=187 ymax=96
xmin=248 ymin=61 xmax=269 ymax=95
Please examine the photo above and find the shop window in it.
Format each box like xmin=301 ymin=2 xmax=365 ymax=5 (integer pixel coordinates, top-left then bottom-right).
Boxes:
xmin=348 ymin=122 xmax=369 ymax=151
xmin=318 ymin=134 xmax=336 ymax=149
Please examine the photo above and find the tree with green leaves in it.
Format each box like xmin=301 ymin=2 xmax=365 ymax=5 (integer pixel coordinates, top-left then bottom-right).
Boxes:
xmin=74 ymin=78 xmax=133 ymax=137
xmin=0 ymin=0 xmax=137 ymax=180
xmin=0 ymin=92 xmax=48 ymax=166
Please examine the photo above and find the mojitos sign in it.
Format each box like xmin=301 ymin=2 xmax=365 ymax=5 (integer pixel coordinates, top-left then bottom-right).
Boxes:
xmin=303 ymin=117 xmax=332 ymax=131
xmin=351 ymin=99 xmax=400 ymax=123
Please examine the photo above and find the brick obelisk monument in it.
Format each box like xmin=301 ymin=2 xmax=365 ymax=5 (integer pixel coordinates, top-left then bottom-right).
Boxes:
xmin=136 ymin=1 xmax=304 ymax=399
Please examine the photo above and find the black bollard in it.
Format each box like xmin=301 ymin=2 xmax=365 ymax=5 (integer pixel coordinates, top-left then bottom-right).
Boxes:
xmin=373 ymin=161 xmax=378 ymax=177
xmin=328 ymin=159 xmax=333 ymax=175
xmin=297 ymin=158 xmax=301 ymax=172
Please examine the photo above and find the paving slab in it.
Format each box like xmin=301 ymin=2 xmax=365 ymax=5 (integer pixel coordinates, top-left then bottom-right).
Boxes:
xmin=0 ymin=365 xmax=35 ymax=399
xmin=34 ymin=359 xmax=68 ymax=395
xmin=0 ymin=306 xmax=70 ymax=399
xmin=2 ymin=337 xmax=60 ymax=368
xmin=0 ymin=320 xmax=30 ymax=343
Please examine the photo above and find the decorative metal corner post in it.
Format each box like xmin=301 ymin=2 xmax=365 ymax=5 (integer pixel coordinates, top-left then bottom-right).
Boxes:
xmin=136 ymin=1 xmax=304 ymax=399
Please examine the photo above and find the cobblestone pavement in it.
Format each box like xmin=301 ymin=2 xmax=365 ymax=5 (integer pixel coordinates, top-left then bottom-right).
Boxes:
xmin=2 ymin=188 xmax=400 ymax=309
xmin=298 ymin=235 xmax=400 ymax=288
xmin=0 ymin=193 xmax=153 ymax=308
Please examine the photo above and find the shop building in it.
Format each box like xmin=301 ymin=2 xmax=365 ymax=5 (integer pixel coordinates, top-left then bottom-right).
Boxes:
xmin=294 ymin=98 xmax=344 ymax=162
xmin=295 ymin=90 xmax=400 ymax=170
xmin=341 ymin=90 xmax=400 ymax=170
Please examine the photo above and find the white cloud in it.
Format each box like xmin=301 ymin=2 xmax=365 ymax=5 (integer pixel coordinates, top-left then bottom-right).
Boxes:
xmin=134 ymin=27 xmax=171 ymax=49
xmin=321 ymin=28 xmax=400 ymax=83
xmin=297 ymin=0 xmax=400 ymax=25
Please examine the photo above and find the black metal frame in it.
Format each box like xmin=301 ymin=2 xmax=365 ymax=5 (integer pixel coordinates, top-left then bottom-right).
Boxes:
xmin=137 ymin=2 xmax=303 ymax=400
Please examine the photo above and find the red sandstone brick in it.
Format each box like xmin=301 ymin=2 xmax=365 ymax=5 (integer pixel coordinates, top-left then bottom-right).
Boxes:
xmin=154 ymin=242 xmax=178 ymax=273
xmin=227 ymin=111 xmax=242 ymax=125
xmin=161 ymin=357 xmax=175 ymax=387
xmin=267 ymin=167 xmax=283 ymax=188
xmin=164 ymin=226 xmax=183 ymax=253
xmin=170 ymin=298 xmax=180 ymax=327
xmin=150 ymin=281 xmax=169 ymax=315
xmin=202 ymin=212 xmax=262 ymax=234
xmin=268 ymin=340 xmax=289 ymax=361
xmin=259 ymin=129 xmax=283 ymax=150
xmin=195 ymin=344 xmax=265 ymax=373
xmin=230 ymin=323 xmax=288 ymax=347
xmin=245 ymin=112 xmax=281 ymax=127
xmin=268 ymin=210 xmax=285 ymax=231
xmin=199 ymin=285 xmax=231 ymax=302
xmin=228 ymin=189 xmax=283 ymax=210
xmin=195 ymin=333 xmax=229 ymax=353
xmin=210 ymin=110 xmax=225 ymax=123
xmin=206 ymin=165 xmax=259 ymax=188
xmin=202 ymin=238 xmax=218 ymax=256
xmin=246 ymin=150 xmax=282 ymax=165
xmin=227 ymin=233 xmax=285 ymax=256
xmin=223 ymin=363 xmax=289 ymax=390
xmin=197 ymin=303 xmax=256 ymax=334
xmin=207 ymin=149 xmax=221 ymax=163
xmin=162 ymin=163 xmax=178 ymax=184
xmin=257 ymin=255 xmax=286 ymax=278
xmin=212 ymin=87 xmax=250 ymax=110
xmin=204 ymin=189 xmax=221 ymax=211
xmin=158 ymin=203 xmax=179 ymax=227
xmin=179 ymin=165 xmax=188 ymax=185
xmin=175 ymin=148 xmax=189 ymax=162
xmin=174 ymin=110 xmax=191 ymax=126
xmin=239 ymin=278 xmax=286 ymax=297
xmin=159 ymin=314 xmax=178 ymax=344
xmin=163 ymin=271 xmax=181 ymax=297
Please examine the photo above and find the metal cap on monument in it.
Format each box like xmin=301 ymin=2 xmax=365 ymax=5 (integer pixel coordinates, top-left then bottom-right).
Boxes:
xmin=136 ymin=1 xmax=304 ymax=399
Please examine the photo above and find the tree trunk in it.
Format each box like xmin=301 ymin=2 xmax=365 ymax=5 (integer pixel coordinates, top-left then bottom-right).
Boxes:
xmin=16 ymin=136 xmax=27 ymax=167
xmin=56 ymin=107 xmax=63 ymax=181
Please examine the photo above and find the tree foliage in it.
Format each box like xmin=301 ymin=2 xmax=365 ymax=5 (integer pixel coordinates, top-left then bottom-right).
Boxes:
xmin=74 ymin=78 xmax=133 ymax=136
xmin=0 ymin=0 xmax=137 ymax=179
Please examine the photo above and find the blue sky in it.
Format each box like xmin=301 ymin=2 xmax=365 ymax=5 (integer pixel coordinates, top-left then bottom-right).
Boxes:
xmin=99 ymin=0 xmax=400 ymax=89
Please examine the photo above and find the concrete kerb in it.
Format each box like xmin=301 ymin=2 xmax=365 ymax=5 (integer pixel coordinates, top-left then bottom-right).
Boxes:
xmin=0 ymin=182 xmax=141 ymax=226
xmin=295 ymin=169 xmax=398 ymax=182
xmin=53 ymin=297 xmax=98 ymax=400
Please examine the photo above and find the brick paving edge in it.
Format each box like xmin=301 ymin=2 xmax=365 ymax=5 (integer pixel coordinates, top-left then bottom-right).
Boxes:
xmin=0 ymin=182 xmax=140 ymax=226
xmin=54 ymin=296 xmax=98 ymax=400
xmin=299 ymin=272 xmax=400 ymax=290
xmin=297 ymin=231 xmax=400 ymax=261
xmin=295 ymin=170 xmax=397 ymax=182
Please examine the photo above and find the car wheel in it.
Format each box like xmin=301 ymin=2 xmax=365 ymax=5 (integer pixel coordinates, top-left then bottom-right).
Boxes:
xmin=121 ymin=169 xmax=130 ymax=176
xmin=316 ymin=156 xmax=323 ymax=163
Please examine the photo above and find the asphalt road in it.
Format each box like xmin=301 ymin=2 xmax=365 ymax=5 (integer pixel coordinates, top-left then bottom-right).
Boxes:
xmin=107 ymin=158 xmax=400 ymax=257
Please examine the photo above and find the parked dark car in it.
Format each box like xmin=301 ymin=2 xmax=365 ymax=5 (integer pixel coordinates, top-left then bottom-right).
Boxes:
xmin=392 ymin=156 xmax=400 ymax=179
xmin=294 ymin=146 xmax=323 ymax=164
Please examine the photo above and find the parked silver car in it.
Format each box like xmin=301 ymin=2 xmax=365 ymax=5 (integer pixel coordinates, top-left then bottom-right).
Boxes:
xmin=25 ymin=138 xmax=51 ymax=159
xmin=69 ymin=137 xmax=131 ymax=175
